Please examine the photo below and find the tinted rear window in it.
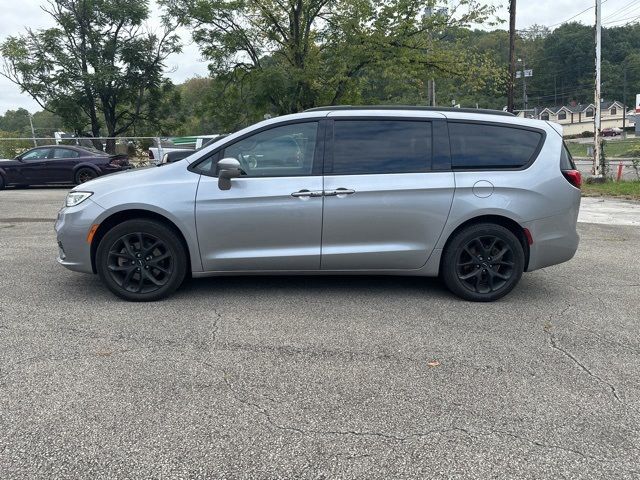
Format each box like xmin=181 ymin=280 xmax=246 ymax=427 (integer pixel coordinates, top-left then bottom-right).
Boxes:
xmin=331 ymin=120 xmax=431 ymax=174
xmin=449 ymin=123 xmax=543 ymax=169
xmin=52 ymin=148 xmax=79 ymax=159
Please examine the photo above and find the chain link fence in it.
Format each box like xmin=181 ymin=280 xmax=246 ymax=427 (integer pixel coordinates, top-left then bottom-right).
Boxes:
xmin=0 ymin=136 xmax=205 ymax=167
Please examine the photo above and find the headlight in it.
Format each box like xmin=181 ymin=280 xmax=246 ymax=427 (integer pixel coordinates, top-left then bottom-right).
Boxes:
xmin=66 ymin=191 xmax=93 ymax=207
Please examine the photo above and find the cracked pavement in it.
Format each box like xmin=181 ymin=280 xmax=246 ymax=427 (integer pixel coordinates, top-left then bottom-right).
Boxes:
xmin=1 ymin=188 xmax=639 ymax=479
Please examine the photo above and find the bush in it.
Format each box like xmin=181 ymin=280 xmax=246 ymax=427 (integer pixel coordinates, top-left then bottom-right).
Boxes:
xmin=623 ymin=145 xmax=640 ymax=158
xmin=0 ymin=131 xmax=32 ymax=158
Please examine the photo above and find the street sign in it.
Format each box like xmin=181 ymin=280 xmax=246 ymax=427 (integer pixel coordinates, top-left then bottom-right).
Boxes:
xmin=515 ymin=70 xmax=533 ymax=79
xmin=635 ymin=93 xmax=640 ymax=113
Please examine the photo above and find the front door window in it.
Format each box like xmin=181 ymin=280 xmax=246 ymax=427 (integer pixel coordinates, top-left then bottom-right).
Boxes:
xmin=222 ymin=123 xmax=318 ymax=177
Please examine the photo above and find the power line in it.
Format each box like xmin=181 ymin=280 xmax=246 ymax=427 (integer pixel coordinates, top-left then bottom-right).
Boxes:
xmin=604 ymin=12 xmax=640 ymax=25
xmin=547 ymin=0 xmax=609 ymax=28
xmin=602 ymin=0 xmax=640 ymax=21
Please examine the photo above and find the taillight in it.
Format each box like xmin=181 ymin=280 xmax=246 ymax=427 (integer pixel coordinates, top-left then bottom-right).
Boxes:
xmin=562 ymin=170 xmax=581 ymax=189
xmin=148 ymin=150 xmax=154 ymax=160
xmin=109 ymin=157 xmax=128 ymax=167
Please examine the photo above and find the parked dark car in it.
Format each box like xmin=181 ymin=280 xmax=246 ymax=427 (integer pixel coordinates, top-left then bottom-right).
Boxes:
xmin=602 ymin=127 xmax=622 ymax=137
xmin=0 ymin=145 xmax=130 ymax=189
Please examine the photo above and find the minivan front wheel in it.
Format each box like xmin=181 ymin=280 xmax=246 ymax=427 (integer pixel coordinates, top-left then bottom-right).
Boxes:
xmin=442 ymin=223 xmax=525 ymax=302
xmin=96 ymin=219 xmax=187 ymax=301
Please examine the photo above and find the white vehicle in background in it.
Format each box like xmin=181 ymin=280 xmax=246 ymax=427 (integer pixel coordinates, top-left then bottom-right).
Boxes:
xmin=148 ymin=135 xmax=222 ymax=164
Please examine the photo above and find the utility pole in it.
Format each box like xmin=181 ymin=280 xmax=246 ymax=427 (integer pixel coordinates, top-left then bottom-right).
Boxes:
xmin=522 ymin=55 xmax=528 ymax=112
xmin=427 ymin=79 xmax=436 ymax=106
xmin=507 ymin=0 xmax=517 ymax=113
xmin=623 ymin=64 xmax=627 ymax=131
xmin=594 ymin=0 xmax=604 ymax=179
xmin=27 ymin=113 xmax=36 ymax=147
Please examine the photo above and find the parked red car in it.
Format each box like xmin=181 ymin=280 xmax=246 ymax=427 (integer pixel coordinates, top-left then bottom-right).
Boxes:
xmin=602 ymin=127 xmax=622 ymax=137
xmin=0 ymin=145 xmax=130 ymax=189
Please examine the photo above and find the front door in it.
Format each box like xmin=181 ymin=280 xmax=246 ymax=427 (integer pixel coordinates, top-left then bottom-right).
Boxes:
xmin=18 ymin=148 xmax=53 ymax=184
xmin=195 ymin=121 xmax=324 ymax=271
xmin=320 ymin=118 xmax=455 ymax=270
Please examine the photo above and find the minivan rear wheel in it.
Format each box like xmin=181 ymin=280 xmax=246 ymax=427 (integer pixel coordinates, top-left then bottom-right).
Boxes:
xmin=96 ymin=219 xmax=187 ymax=301
xmin=442 ymin=223 xmax=524 ymax=302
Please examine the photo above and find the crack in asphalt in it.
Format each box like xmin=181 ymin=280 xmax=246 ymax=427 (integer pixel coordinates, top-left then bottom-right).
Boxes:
xmin=0 ymin=217 xmax=53 ymax=223
xmin=216 ymin=340 xmax=404 ymax=363
xmin=0 ymin=348 xmax=150 ymax=383
xmin=538 ymin=274 xmax=640 ymax=354
xmin=210 ymin=309 xmax=222 ymax=346
xmin=222 ymin=373 xmax=627 ymax=466
xmin=544 ymin=306 xmax=623 ymax=404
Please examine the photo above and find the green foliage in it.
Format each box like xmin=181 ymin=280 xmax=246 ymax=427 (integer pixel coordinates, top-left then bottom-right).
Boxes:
xmin=1 ymin=0 xmax=181 ymax=150
xmin=161 ymin=0 xmax=504 ymax=129
xmin=0 ymin=131 xmax=32 ymax=158
xmin=9 ymin=0 xmax=640 ymax=139
xmin=516 ymin=22 xmax=640 ymax=107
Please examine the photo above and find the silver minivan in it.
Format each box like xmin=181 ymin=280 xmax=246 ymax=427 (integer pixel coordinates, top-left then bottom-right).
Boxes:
xmin=55 ymin=107 xmax=581 ymax=302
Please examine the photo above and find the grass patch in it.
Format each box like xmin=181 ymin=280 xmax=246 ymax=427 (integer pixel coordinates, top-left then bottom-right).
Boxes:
xmin=566 ymin=142 xmax=590 ymax=158
xmin=566 ymin=138 xmax=640 ymax=158
xmin=582 ymin=180 xmax=640 ymax=200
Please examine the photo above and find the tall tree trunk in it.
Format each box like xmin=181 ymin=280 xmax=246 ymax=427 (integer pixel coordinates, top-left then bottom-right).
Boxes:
xmin=103 ymin=100 xmax=117 ymax=154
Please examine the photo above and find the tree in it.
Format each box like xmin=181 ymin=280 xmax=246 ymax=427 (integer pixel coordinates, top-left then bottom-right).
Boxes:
xmin=162 ymin=0 xmax=502 ymax=126
xmin=1 ymin=0 xmax=180 ymax=151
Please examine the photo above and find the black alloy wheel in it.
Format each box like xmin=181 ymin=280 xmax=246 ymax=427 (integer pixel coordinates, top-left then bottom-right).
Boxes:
xmin=456 ymin=235 xmax=515 ymax=294
xmin=97 ymin=219 xmax=187 ymax=301
xmin=442 ymin=223 xmax=525 ymax=302
xmin=76 ymin=168 xmax=97 ymax=184
xmin=107 ymin=232 xmax=173 ymax=294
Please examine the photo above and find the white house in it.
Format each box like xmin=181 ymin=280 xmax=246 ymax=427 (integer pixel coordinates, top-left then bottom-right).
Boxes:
xmin=517 ymin=101 xmax=631 ymax=136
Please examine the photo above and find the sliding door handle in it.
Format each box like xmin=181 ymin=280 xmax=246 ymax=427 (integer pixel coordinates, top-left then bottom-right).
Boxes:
xmin=325 ymin=188 xmax=355 ymax=197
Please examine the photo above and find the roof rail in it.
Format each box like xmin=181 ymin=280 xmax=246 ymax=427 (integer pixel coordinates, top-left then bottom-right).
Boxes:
xmin=305 ymin=105 xmax=515 ymax=117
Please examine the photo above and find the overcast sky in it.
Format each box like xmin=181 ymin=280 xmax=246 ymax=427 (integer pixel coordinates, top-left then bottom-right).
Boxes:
xmin=0 ymin=0 xmax=636 ymax=114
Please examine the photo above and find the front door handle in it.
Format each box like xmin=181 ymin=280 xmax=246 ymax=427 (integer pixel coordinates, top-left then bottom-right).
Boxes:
xmin=325 ymin=188 xmax=356 ymax=197
xmin=291 ymin=189 xmax=323 ymax=198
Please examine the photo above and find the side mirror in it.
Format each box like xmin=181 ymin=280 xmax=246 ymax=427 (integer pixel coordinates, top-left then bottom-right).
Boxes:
xmin=217 ymin=157 xmax=242 ymax=190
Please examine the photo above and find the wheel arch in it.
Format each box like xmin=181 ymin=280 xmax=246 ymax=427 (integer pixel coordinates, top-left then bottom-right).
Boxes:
xmin=439 ymin=214 xmax=530 ymax=272
xmin=90 ymin=209 xmax=193 ymax=275
xmin=73 ymin=163 xmax=101 ymax=179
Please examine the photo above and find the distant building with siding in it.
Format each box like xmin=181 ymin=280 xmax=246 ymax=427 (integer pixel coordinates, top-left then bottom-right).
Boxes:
xmin=516 ymin=101 xmax=632 ymax=136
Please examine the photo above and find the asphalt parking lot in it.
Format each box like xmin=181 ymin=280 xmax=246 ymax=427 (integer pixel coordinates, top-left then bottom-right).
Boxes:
xmin=1 ymin=188 xmax=639 ymax=479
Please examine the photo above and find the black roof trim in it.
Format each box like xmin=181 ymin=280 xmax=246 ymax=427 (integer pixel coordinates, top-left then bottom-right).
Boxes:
xmin=305 ymin=105 xmax=515 ymax=117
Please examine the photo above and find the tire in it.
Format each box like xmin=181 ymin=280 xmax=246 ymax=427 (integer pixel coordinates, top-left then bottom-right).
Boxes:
xmin=441 ymin=223 xmax=525 ymax=302
xmin=75 ymin=168 xmax=97 ymax=185
xmin=96 ymin=219 xmax=188 ymax=301
xmin=0 ymin=175 xmax=5 ymax=190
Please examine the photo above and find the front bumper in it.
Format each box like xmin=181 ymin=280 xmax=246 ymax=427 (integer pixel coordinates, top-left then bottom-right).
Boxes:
xmin=55 ymin=198 xmax=105 ymax=274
